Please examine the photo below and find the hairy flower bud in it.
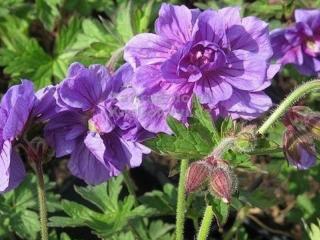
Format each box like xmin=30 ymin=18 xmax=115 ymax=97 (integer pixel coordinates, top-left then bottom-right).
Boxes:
xmin=283 ymin=125 xmax=316 ymax=169
xmin=234 ymin=128 xmax=257 ymax=153
xmin=209 ymin=163 xmax=237 ymax=203
xmin=185 ymin=161 xmax=211 ymax=193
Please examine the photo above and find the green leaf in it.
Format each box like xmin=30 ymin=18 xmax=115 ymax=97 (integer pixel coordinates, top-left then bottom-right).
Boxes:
xmin=0 ymin=16 xmax=53 ymax=88
xmin=239 ymin=188 xmax=277 ymax=209
xmin=12 ymin=210 xmax=40 ymax=239
xmin=55 ymin=18 xmax=82 ymax=55
xmin=35 ymin=0 xmax=62 ymax=31
xmin=297 ymin=194 xmax=316 ymax=219
xmin=145 ymin=99 xmax=217 ymax=160
xmin=225 ymin=152 xmax=257 ymax=170
xmin=74 ymin=19 xmax=121 ymax=65
xmin=139 ymin=183 xmax=177 ymax=216
xmin=0 ymin=174 xmax=61 ymax=239
xmin=115 ymin=1 xmax=135 ymax=42
xmin=210 ymin=198 xmax=230 ymax=227
xmin=50 ymin=176 xmax=154 ymax=238
xmin=192 ymin=97 xmax=219 ymax=143
xmin=305 ymin=219 xmax=320 ymax=240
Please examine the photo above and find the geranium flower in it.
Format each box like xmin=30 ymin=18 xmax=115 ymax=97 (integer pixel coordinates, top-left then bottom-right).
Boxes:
xmin=44 ymin=63 xmax=150 ymax=185
xmin=124 ymin=4 xmax=277 ymax=133
xmin=271 ymin=9 xmax=320 ymax=76
xmin=0 ymin=80 xmax=53 ymax=193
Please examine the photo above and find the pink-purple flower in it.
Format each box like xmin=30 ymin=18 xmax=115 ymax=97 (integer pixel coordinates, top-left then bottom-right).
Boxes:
xmin=124 ymin=4 xmax=277 ymax=133
xmin=271 ymin=9 xmax=320 ymax=76
xmin=44 ymin=63 xmax=150 ymax=185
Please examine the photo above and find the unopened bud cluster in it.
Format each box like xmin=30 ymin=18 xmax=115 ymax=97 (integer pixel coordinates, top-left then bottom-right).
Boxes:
xmin=185 ymin=157 xmax=237 ymax=203
xmin=283 ymin=106 xmax=320 ymax=169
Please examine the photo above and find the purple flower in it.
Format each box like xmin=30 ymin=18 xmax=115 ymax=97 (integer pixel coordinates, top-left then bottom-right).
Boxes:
xmin=45 ymin=63 xmax=150 ymax=185
xmin=271 ymin=9 xmax=320 ymax=76
xmin=124 ymin=4 xmax=277 ymax=133
xmin=0 ymin=81 xmax=35 ymax=193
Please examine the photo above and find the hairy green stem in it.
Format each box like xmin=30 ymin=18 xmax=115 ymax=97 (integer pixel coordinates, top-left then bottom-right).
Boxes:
xmin=258 ymin=80 xmax=320 ymax=135
xmin=123 ymin=170 xmax=137 ymax=203
xmin=35 ymin=162 xmax=48 ymax=240
xmin=175 ymin=159 xmax=189 ymax=240
xmin=197 ymin=205 xmax=214 ymax=240
xmin=211 ymin=137 xmax=235 ymax=158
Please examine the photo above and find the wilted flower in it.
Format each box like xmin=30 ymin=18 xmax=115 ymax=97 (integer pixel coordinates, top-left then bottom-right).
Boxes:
xmin=124 ymin=4 xmax=277 ymax=133
xmin=0 ymin=80 xmax=53 ymax=193
xmin=45 ymin=63 xmax=150 ymax=185
xmin=209 ymin=163 xmax=237 ymax=203
xmin=283 ymin=125 xmax=316 ymax=169
xmin=185 ymin=160 xmax=211 ymax=193
xmin=283 ymin=106 xmax=318 ymax=169
xmin=271 ymin=9 xmax=320 ymax=76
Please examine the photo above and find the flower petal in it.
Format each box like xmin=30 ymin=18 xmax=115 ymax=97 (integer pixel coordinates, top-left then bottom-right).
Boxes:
xmin=271 ymin=28 xmax=304 ymax=65
xmin=124 ymin=33 xmax=176 ymax=69
xmin=219 ymin=50 xmax=267 ymax=91
xmin=68 ymin=141 xmax=111 ymax=185
xmin=0 ymin=141 xmax=26 ymax=193
xmin=192 ymin=9 xmax=227 ymax=47
xmin=1 ymin=80 xmax=35 ymax=140
xmin=155 ymin=3 xmax=194 ymax=45
xmin=59 ymin=63 xmax=111 ymax=111
xmin=136 ymin=99 xmax=172 ymax=134
xmin=44 ymin=111 xmax=87 ymax=157
xmin=194 ymin=75 xmax=233 ymax=105
xmin=132 ymin=65 xmax=163 ymax=95
xmin=228 ymin=16 xmax=273 ymax=59
xmin=295 ymin=9 xmax=320 ymax=29
xmin=217 ymin=90 xmax=272 ymax=119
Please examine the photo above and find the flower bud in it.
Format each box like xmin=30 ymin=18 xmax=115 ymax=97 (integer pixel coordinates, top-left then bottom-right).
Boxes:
xmin=234 ymin=132 xmax=256 ymax=153
xmin=185 ymin=161 xmax=211 ymax=193
xmin=209 ymin=164 xmax=237 ymax=203
xmin=283 ymin=125 xmax=316 ymax=170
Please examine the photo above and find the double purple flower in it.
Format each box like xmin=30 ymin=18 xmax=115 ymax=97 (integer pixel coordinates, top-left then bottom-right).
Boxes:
xmin=45 ymin=63 xmax=150 ymax=185
xmin=271 ymin=9 xmax=320 ymax=76
xmin=124 ymin=4 xmax=278 ymax=133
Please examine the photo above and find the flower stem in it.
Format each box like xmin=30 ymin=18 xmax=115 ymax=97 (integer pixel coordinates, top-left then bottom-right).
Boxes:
xmin=258 ymin=80 xmax=320 ymax=135
xmin=175 ymin=159 xmax=189 ymax=240
xmin=123 ymin=170 xmax=137 ymax=200
xmin=35 ymin=161 xmax=48 ymax=240
xmin=197 ymin=205 xmax=214 ymax=240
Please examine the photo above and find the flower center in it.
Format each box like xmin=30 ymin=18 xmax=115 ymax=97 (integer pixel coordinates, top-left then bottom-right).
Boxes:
xmin=190 ymin=48 xmax=215 ymax=67
xmin=305 ymin=38 xmax=320 ymax=56
xmin=178 ymin=41 xmax=226 ymax=82
xmin=88 ymin=119 xmax=100 ymax=133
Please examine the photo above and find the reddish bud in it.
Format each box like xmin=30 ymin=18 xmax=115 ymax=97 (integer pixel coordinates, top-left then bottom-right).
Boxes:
xmin=185 ymin=161 xmax=211 ymax=193
xmin=209 ymin=164 xmax=236 ymax=203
